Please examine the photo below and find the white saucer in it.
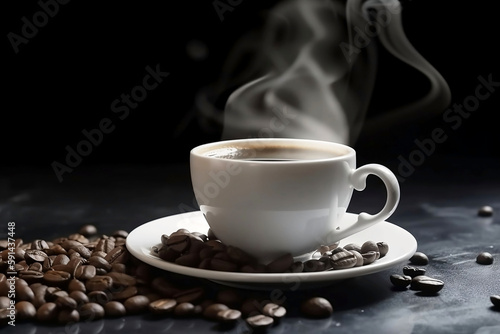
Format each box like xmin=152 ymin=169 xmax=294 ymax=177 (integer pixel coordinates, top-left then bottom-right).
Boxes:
xmin=126 ymin=211 xmax=417 ymax=289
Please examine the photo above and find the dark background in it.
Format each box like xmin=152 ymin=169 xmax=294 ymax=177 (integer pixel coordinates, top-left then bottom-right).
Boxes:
xmin=2 ymin=0 xmax=499 ymax=179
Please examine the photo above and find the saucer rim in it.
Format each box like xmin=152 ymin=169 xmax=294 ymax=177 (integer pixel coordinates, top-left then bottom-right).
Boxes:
xmin=126 ymin=211 xmax=417 ymax=284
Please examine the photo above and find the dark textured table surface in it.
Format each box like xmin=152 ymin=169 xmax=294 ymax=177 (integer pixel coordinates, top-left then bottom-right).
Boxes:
xmin=1 ymin=159 xmax=499 ymax=334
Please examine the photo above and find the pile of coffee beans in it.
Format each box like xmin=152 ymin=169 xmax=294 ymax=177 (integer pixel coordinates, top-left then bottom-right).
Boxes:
xmin=154 ymin=228 xmax=389 ymax=273
xmin=0 ymin=226 xmax=341 ymax=329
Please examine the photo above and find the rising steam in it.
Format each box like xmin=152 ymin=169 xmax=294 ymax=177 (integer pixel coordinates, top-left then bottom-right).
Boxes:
xmin=196 ymin=0 xmax=451 ymax=145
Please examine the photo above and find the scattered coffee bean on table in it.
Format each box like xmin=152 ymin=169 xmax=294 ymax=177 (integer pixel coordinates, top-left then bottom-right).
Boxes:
xmin=409 ymin=252 xmax=429 ymax=265
xmin=477 ymin=205 xmax=494 ymax=217
xmin=402 ymin=266 xmax=426 ymax=278
xmin=476 ymin=252 xmax=494 ymax=265
xmin=490 ymin=295 xmax=500 ymax=308
xmin=390 ymin=274 xmax=412 ymax=289
xmin=410 ymin=276 xmax=444 ymax=294
xmin=300 ymin=297 xmax=334 ymax=318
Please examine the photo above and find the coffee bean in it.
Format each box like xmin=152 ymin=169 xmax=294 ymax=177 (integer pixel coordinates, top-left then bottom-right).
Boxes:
xmin=124 ymin=295 xmax=150 ymax=314
xmin=303 ymin=259 xmax=327 ymax=272
xmin=377 ymin=242 xmax=389 ymax=257
xmin=330 ymin=250 xmax=357 ymax=269
xmin=112 ymin=286 xmax=138 ymax=301
xmin=174 ymin=302 xmax=196 ymax=317
xmin=58 ymin=309 xmax=80 ymax=323
xmin=75 ymin=265 xmax=97 ymax=280
xmin=390 ymin=274 xmax=412 ymax=289
xmin=490 ymin=295 xmax=500 ymax=308
xmin=55 ymin=296 xmax=78 ymax=309
xmin=24 ymin=249 xmax=48 ymax=264
xmin=166 ymin=234 xmax=191 ymax=253
xmin=161 ymin=234 xmax=169 ymax=246
xmin=52 ymin=254 xmax=70 ymax=266
xmin=19 ymin=270 xmax=44 ymax=284
xmin=173 ymin=287 xmax=204 ymax=304
xmin=316 ymin=245 xmax=331 ymax=255
xmin=361 ymin=251 xmax=380 ymax=265
xmin=68 ymin=279 xmax=86 ymax=293
xmin=149 ymin=298 xmax=177 ymax=314
xmin=61 ymin=240 xmax=91 ymax=259
xmin=106 ymin=272 xmax=137 ymax=287
xmin=104 ymin=301 xmax=127 ymax=317
xmin=360 ymin=240 xmax=378 ymax=253
xmin=112 ymin=230 xmax=129 ymax=239
xmin=36 ymin=302 xmax=58 ymax=322
xmin=203 ymin=303 xmax=229 ymax=320
xmin=86 ymin=275 xmax=113 ymax=292
xmin=175 ymin=253 xmax=201 ymax=268
xmin=205 ymin=240 xmax=226 ymax=252
xmin=410 ymin=275 xmax=444 ymax=293
xmin=349 ymin=250 xmax=364 ymax=267
xmin=80 ymin=302 xmax=105 ymax=320
xmin=210 ymin=258 xmax=238 ymax=272
xmin=410 ymin=252 xmax=429 ymax=265
xmin=216 ymin=308 xmax=241 ymax=323
xmin=301 ymin=297 xmax=333 ymax=318
xmin=16 ymin=301 xmax=37 ymax=320
xmin=88 ymin=291 xmax=110 ymax=306
xmin=476 ymin=252 xmax=494 ymax=265
xmin=246 ymin=314 xmax=274 ymax=329
xmin=28 ymin=262 xmax=43 ymax=272
xmin=287 ymin=261 xmax=304 ymax=273
xmin=104 ymin=246 xmax=128 ymax=264
xmin=43 ymin=270 xmax=71 ymax=287
xmin=267 ymin=253 xmax=294 ymax=273
xmin=96 ymin=238 xmax=115 ymax=253
xmin=79 ymin=224 xmax=98 ymax=237
xmin=192 ymin=232 xmax=208 ymax=242
xmin=478 ymin=205 xmax=494 ymax=217
xmin=262 ymin=302 xmax=286 ymax=318
xmin=88 ymin=255 xmax=112 ymax=272
xmin=68 ymin=233 xmax=89 ymax=244
xmin=46 ymin=244 xmax=67 ymax=256
xmin=69 ymin=290 xmax=89 ymax=305
xmin=31 ymin=239 xmax=50 ymax=251
xmin=45 ymin=287 xmax=68 ymax=301
xmin=403 ymin=265 xmax=426 ymax=278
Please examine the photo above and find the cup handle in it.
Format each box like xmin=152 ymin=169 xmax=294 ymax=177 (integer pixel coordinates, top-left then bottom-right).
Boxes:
xmin=342 ymin=164 xmax=400 ymax=236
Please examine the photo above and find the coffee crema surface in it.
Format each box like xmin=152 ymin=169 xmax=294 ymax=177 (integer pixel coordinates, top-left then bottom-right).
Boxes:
xmin=201 ymin=144 xmax=349 ymax=161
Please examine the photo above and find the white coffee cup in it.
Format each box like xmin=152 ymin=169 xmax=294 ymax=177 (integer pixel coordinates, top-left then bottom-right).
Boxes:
xmin=190 ymin=138 xmax=400 ymax=263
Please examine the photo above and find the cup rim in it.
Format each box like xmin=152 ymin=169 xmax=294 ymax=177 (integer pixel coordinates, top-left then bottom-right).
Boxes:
xmin=190 ymin=138 xmax=355 ymax=163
